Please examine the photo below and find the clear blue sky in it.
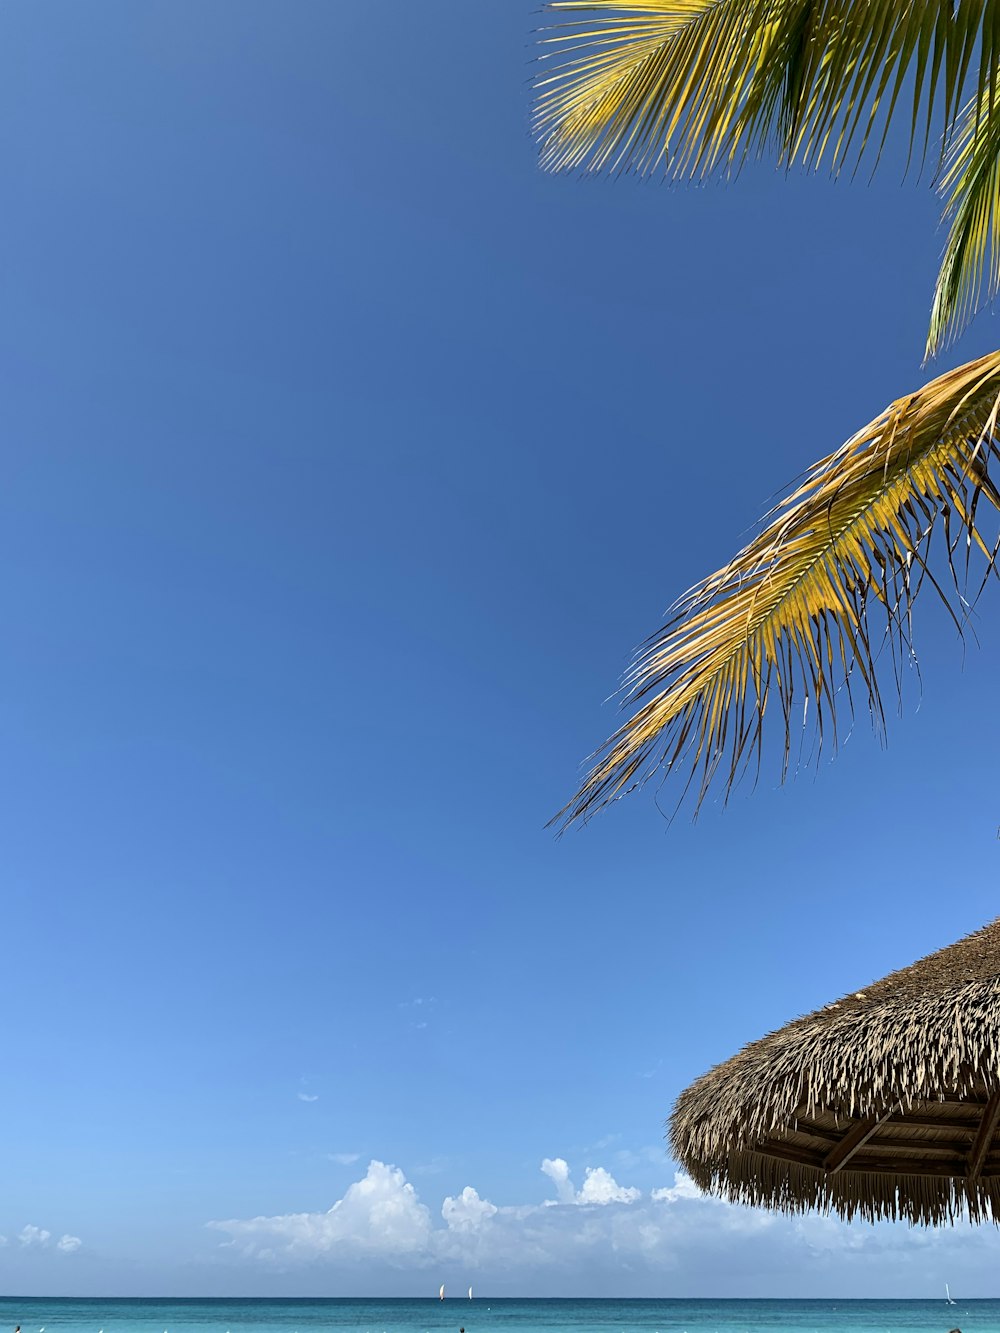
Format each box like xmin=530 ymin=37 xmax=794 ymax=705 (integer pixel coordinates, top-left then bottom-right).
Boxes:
xmin=1 ymin=0 xmax=998 ymax=1300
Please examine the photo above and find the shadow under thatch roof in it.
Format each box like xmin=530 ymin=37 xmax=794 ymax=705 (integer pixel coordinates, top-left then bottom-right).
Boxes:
xmin=670 ymin=918 xmax=1000 ymax=1225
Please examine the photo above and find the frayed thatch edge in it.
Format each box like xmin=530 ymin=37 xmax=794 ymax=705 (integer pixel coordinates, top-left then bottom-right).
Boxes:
xmin=686 ymin=1150 xmax=1000 ymax=1225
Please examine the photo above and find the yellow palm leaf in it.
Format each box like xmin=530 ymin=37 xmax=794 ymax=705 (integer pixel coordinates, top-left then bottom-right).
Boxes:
xmin=552 ymin=350 xmax=1000 ymax=828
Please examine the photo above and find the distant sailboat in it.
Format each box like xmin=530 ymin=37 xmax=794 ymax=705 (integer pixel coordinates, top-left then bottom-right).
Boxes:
xmin=468 ymin=1288 xmax=473 ymax=1301
xmin=439 ymin=1285 xmax=445 ymax=1301
xmin=946 ymin=1285 xmax=956 ymax=1305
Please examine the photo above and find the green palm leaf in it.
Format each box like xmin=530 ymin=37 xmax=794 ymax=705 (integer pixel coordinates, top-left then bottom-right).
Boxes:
xmin=552 ymin=350 xmax=1000 ymax=828
xmin=535 ymin=1 xmax=1000 ymax=351
xmin=929 ymin=91 xmax=1000 ymax=355
xmin=535 ymin=0 xmax=997 ymax=176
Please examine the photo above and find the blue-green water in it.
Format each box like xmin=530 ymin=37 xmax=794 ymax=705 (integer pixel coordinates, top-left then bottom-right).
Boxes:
xmin=0 ymin=1300 xmax=990 ymax=1333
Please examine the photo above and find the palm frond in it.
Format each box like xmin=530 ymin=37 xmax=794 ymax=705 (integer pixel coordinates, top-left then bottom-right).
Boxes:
xmin=552 ymin=350 xmax=1000 ymax=829
xmin=534 ymin=0 xmax=1000 ymax=180
xmin=928 ymin=92 xmax=1000 ymax=356
xmin=534 ymin=0 xmax=766 ymax=176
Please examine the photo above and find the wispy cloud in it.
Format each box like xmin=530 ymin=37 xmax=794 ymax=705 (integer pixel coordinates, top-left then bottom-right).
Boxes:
xmin=57 ymin=1234 xmax=82 ymax=1253
xmin=297 ymin=1093 xmax=320 ymax=1103
xmin=584 ymin=1134 xmax=620 ymax=1152
xmin=410 ymin=1156 xmax=449 ymax=1177
xmin=329 ymin=1152 xmax=360 ymax=1166
xmin=612 ymin=1145 xmax=669 ymax=1171
xmin=399 ymin=998 xmax=436 ymax=1032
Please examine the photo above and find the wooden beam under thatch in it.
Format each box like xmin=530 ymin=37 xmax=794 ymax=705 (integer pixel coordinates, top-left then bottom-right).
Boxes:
xmin=968 ymin=1093 xmax=1000 ymax=1180
xmin=823 ymin=1113 xmax=891 ymax=1174
xmin=670 ymin=918 xmax=1000 ymax=1225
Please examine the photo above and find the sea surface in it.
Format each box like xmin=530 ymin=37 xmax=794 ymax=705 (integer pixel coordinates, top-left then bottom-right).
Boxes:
xmin=0 ymin=1300 xmax=991 ymax=1333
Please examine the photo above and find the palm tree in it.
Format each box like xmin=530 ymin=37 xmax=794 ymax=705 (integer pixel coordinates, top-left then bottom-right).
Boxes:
xmin=536 ymin=1 xmax=1000 ymax=826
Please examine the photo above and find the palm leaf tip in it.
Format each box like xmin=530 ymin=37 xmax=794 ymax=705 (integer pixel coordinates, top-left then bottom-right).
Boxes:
xmin=552 ymin=350 xmax=1000 ymax=831
xmin=928 ymin=92 xmax=1000 ymax=358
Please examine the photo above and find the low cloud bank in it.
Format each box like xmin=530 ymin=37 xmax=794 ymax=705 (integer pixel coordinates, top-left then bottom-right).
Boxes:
xmin=206 ymin=1155 xmax=1000 ymax=1294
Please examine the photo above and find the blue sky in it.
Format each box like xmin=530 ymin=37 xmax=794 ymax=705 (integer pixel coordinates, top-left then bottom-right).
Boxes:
xmin=1 ymin=0 xmax=999 ymax=1300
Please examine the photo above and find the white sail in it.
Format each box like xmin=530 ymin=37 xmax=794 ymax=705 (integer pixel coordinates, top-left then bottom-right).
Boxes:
xmin=946 ymin=1285 xmax=956 ymax=1305
xmin=439 ymin=1285 xmax=445 ymax=1301
xmin=468 ymin=1288 xmax=473 ymax=1300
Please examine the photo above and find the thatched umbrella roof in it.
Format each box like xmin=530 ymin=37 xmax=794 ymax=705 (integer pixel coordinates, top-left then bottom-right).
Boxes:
xmin=670 ymin=918 xmax=1000 ymax=1225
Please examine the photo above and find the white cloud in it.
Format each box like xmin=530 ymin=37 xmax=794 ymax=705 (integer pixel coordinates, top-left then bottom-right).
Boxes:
xmin=329 ymin=1152 xmax=361 ymax=1166
xmin=442 ymin=1186 xmax=498 ymax=1232
xmin=210 ymin=1160 xmax=433 ymax=1261
xmin=206 ymin=1154 xmax=1000 ymax=1295
xmin=542 ymin=1157 xmax=639 ymax=1206
xmin=19 ymin=1225 xmax=51 ymax=1247
xmin=297 ymin=1093 xmax=320 ymax=1103
xmin=540 ymin=1157 xmax=575 ymax=1205
xmin=15 ymin=1225 xmax=81 ymax=1254
xmin=577 ymin=1167 xmax=640 ymax=1205
xmin=0 ymin=1235 xmax=6 ymax=1247
xmin=651 ymin=1171 xmax=705 ymax=1203
xmin=208 ymin=1155 xmax=676 ymax=1277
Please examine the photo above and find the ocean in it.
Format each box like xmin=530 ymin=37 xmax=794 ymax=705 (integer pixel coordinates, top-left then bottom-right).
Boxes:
xmin=0 ymin=1299 xmax=988 ymax=1333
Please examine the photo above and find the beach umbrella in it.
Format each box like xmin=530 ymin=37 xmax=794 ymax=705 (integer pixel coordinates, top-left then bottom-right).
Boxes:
xmin=670 ymin=919 xmax=1000 ymax=1225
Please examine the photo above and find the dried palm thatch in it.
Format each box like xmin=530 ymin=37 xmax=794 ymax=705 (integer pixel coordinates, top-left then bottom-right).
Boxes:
xmin=552 ymin=349 xmax=1000 ymax=831
xmin=671 ymin=918 xmax=1000 ymax=1224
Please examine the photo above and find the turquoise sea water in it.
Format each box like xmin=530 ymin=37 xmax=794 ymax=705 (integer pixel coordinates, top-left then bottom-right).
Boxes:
xmin=0 ymin=1300 xmax=991 ymax=1333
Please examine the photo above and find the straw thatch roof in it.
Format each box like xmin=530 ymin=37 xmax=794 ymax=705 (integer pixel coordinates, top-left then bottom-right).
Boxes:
xmin=670 ymin=918 xmax=1000 ymax=1225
